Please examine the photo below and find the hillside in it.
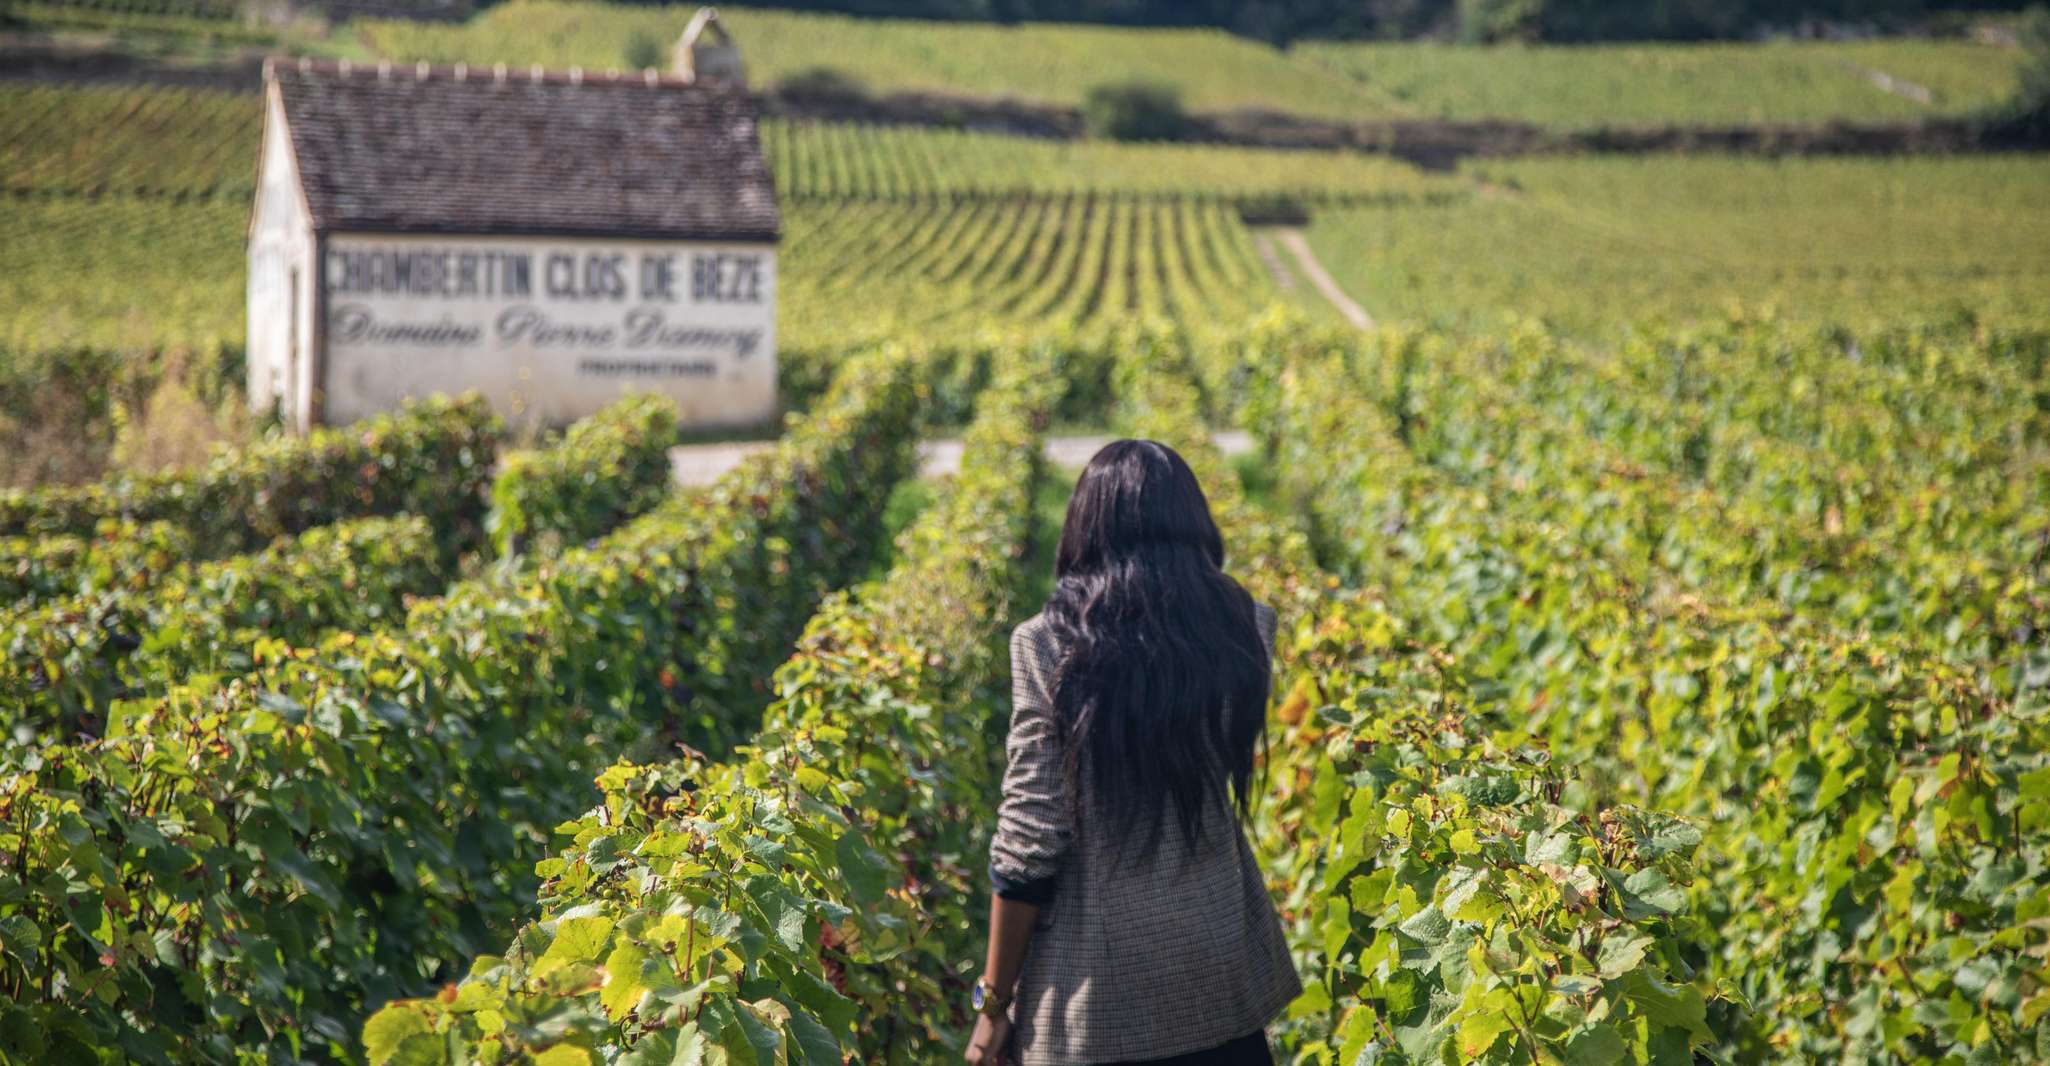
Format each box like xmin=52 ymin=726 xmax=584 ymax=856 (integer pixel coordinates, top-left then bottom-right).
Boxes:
xmin=2 ymin=0 xmax=2033 ymax=130
xmin=6 ymin=80 xmax=2045 ymax=375
xmin=350 ymin=0 xmax=2030 ymax=127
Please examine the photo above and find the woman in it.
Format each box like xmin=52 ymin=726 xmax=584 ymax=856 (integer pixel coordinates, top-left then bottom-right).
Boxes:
xmin=966 ymin=439 xmax=1300 ymax=1066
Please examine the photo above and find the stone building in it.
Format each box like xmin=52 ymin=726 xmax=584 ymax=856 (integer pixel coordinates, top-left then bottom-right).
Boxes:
xmin=247 ymin=55 xmax=780 ymax=431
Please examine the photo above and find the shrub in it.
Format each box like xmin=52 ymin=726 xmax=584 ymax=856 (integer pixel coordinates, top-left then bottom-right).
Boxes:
xmin=0 ymin=351 xmax=920 ymax=1061
xmin=1082 ymin=80 xmax=1187 ymax=142
xmin=357 ymin=355 xmax=1057 ymax=1064
xmin=0 ymin=520 xmax=194 ymax=607
xmin=1260 ymin=597 xmax=1716 ymax=1064
xmin=1980 ymin=6 xmax=2050 ymax=147
xmin=1457 ymin=0 xmax=1545 ymax=42
xmin=775 ymin=65 xmax=869 ymax=101
xmin=488 ymin=393 xmax=680 ymax=558
xmin=1120 ymin=330 xmax=1715 ymax=1064
xmin=0 ymin=514 xmax=445 ymax=741
xmin=0 ymin=394 xmax=498 ymax=561
xmin=1245 ymin=320 xmax=2050 ymax=1062
xmin=623 ymin=27 xmax=663 ymax=71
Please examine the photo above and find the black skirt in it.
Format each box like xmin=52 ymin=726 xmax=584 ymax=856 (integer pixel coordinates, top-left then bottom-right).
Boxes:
xmin=1096 ymin=1031 xmax=1272 ymax=1066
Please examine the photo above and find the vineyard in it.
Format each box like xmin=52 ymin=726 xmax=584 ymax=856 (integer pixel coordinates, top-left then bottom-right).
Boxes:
xmin=759 ymin=121 xmax=1454 ymax=203
xmin=778 ymin=196 xmax=1323 ymax=345
xmin=3 ymin=6 xmax=2050 ymax=1058
xmin=7 ymin=79 xmax=2049 ymax=391
xmin=0 ymin=314 xmax=2044 ymax=1062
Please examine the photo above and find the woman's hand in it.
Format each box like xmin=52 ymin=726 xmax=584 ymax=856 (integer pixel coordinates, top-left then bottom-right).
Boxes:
xmin=966 ymin=1012 xmax=1013 ymax=1066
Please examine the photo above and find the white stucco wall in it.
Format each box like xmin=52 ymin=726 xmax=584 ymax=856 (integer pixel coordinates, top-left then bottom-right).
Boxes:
xmin=246 ymin=85 xmax=319 ymax=431
xmin=318 ymin=233 xmax=778 ymax=429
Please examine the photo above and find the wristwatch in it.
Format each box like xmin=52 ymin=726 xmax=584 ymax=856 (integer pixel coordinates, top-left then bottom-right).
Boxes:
xmin=971 ymin=976 xmax=1013 ymax=1017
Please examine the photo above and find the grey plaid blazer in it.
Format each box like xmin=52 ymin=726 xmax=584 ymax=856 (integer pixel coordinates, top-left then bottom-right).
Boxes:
xmin=990 ymin=604 xmax=1300 ymax=1066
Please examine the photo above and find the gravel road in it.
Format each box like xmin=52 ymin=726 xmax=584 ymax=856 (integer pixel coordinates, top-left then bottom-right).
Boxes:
xmin=671 ymin=432 xmax=1253 ymax=486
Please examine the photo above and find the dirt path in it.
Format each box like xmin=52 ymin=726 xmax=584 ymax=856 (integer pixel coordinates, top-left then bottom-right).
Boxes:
xmin=1842 ymin=60 xmax=1935 ymax=105
xmin=1274 ymin=229 xmax=1375 ymax=329
xmin=672 ymin=431 xmax=1254 ymax=487
xmin=1248 ymin=231 xmax=1298 ymax=291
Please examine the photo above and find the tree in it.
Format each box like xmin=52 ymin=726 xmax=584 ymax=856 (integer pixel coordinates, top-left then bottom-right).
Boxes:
xmin=1982 ymin=5 xmax=2050 ymax=146
xmin=1457 ymin=0 xmax=1543 ymax=42
xmin=1082 ymin=81 xmax=1187 ymax=141
xmin=623 ymin=29 xmax=663 ymax=72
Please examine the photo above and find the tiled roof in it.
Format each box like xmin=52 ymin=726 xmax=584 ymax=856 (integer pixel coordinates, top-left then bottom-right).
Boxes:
xmin=268 ymin=58 xmax=779 ymax=241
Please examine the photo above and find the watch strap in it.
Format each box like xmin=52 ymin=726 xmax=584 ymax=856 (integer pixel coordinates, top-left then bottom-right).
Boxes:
xmin=974 ymin=976 xmax=1013 ymax=1016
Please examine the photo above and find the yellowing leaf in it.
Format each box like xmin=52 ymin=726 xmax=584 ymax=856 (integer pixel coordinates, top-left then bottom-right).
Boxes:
xmin=2020 ymin=988 xmax=2050 ymax=1029
xmin=536 ymin=916 xmax=614 ymax=975
xmin=1457 ymin=1007 xmax=1515 ymax=1059
xmin=361 ymin=1007 xmax=435 ymax=1066
xmin=601 ymin=941 xmax=650 ymax=1022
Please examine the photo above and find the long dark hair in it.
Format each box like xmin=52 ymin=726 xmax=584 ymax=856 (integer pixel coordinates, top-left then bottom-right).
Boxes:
xmin=1042 ymin=439 xmax=1270 ymax=857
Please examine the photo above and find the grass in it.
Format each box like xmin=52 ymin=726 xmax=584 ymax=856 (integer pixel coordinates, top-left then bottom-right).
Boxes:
xmin=356 ymin=1 xmax=2031 ymax=129
xmin=1294 ymin=38 xmax=2027 ymax=128
xmin=5 ymin=0 xmax=2035 ymax=132
xmin=1301 ymin=155 xmax=2050 ymax=333
xmin=357 ymin=1 xmax=1383 ymax=120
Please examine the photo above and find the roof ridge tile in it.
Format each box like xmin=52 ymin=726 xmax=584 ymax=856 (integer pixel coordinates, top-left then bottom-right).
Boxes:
xmin=264 ymin=55 xmax=727 ymax=91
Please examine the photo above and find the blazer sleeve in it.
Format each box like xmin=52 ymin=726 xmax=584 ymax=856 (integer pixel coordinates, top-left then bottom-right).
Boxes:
xmin=989 ymin=620 xmax=1069 ymax=904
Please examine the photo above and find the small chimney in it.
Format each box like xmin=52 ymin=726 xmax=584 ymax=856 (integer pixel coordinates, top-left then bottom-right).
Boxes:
xmin=675 ymin=7 xmax=746 ymax=87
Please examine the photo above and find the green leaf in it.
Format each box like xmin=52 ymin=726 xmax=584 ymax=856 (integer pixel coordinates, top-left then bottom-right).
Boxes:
xmin=271 ymin=849 xmax=343 ymax=909
xmin=731 ymin=1000 xmax=786 ymax=1065
xmin=1615 ymin=868 xmax=1687 ymax=919
xmin=1397 ymin=905 xmax=1450 ymax=946
xmin=1622 ymin=810 xmax=1703 ymax=862
xmin=1596 ymin=934 xmax=1651 ymax=979
xmin=1382 ymin=967 xmax=1425 ymax=1021
xmin=1336 ymin=1006 xmax=1379 ymax=1066
xmin=0 ymin=916 xmax=41 ymax=960
xmin=1560 ymin=1023 xmax=1627 ymax=1066
xmin=833 ymin=832 xmax=888 ymax=907
xmin=670 ymin=1025 xmax=708 ymax=1066
xmin=702 ymin=1000 xmax=755 ymax=1066
xmin=1620 ymin=970 xmax=1710 ymax=1041
xmin=1525 ymin=831 xmax=1573 ymax=866
xmin=782 ymin=1006 xmax=842 ymax=1066
xmin=1323 ymin=897 xmax=1353 ymax=962
xmin=745 ymin=878 xmax=810 ymax=955
xmin=1286 ymin=981 xmax=1333 ymax=1021
xmin=784 ymin=969 xmax=858 ymax=1036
